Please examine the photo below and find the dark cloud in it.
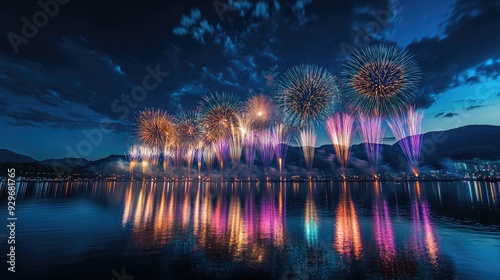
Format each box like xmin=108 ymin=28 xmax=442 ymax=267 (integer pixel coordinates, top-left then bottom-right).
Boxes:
xmin=434 ymin=112 xmax=444 ymax=118
xmin=443 ymin=112 xmax=459 ymax=118
xmin=465 ymin=105 xmax=483 ymax=111
xmin=407 ymin=0 xmax=500 ymax=108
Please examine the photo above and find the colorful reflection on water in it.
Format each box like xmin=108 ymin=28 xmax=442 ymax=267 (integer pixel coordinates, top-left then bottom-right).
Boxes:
xmin=334 ymin=182 xmax=362 ymax=259
xmin=0 ymin=180 xmax=499 ymax=279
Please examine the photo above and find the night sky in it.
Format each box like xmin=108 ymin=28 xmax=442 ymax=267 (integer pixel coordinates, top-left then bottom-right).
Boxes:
xmin=1 ymin=0 xmax=499 ymax=160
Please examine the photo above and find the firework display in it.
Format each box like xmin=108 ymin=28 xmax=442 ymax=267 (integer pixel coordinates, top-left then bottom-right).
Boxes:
xmin=272 ymin=123 xmax=290 ymax=178
xmin=298 ymin=128 xmax=317 ymax=175
xmin=137 ymin=108 xmax=177 ymax=149
xmin=257 ymin=129 xmax=275 ymax=171
xmin=358 ymin=115 xmax=384 ymax=176
xmin=127 ymin=45 xmax=424 ymax=180
xmin=200 ymin=92 xmax=241 ymax=142
xmin=163 ymin=145 xmax=172 ymax=178
xmin=229 ymin=123 xmax=244 ymax=169
xmin=139 ymin=145 xmax=154 ymax=177
xmin=325 ymin=113 xmax=356 ymax=177
xmin=245 ymin=94 xmax=275 ymax=130
xmin=387 ymin=107 xmax=424 ymax=176
xmin=127 ymin=145 xmax=140 ymax=180
xmin=342 ymin=44 xmax=421 ymax=117
xmin=184 ymin=148 xmax=195 ymax=175
xmin=176 ymin=109 xmax=202 ymax=147
xmin=195 ymin=142 xmax=203 ymax=174
xmin=275 ymin=64 xmax=339 ymax=127
xmin=202 ymin=143 xmax=215 ymax=172
xmin=237 ymin=113 xmax=256 ymax=174
xmin=214 ymin=138 xmax=229 ymax=171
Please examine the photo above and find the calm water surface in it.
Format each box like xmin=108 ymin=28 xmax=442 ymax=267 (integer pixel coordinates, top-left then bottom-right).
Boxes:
xmin=0 ymin=180 xmax=499 ymax=279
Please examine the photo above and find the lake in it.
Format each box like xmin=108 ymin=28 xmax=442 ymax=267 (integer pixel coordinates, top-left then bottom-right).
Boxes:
xmin=0 ymin=180 xmax=499 ymax=279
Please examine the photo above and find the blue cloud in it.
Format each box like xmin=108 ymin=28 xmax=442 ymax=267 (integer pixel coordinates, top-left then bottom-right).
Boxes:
xmin=253 ymin=2 xmax=269 ymax=19
xmin=223 ymin=36 xmax=237 ymax=55
xmin=465 ymin=105 xmax=482 ymax=111
xmin=168 ymin=83 xmax=207 ymax=109
xmin=444 ymin=112 xmax=458 ymax=118
xmin=201 ymin=66 xmax=239 ymax=87
xmin=231 ymin=0 xmax=253 ymax=17
xmin=172 ymin=8 xmax=215 ymax=43
xmin=181 ymin=8 xmax=201 ymax=27
xmin=172 ymin=26 xmax=188 ymax=36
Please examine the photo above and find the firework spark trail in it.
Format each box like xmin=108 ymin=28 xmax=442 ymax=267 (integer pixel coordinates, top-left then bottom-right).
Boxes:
xmin=358 ymin=115 xmax=384 ymax=176
xmin=257 ymin=129 xmax=275 ymax=171
xmin=162 ymin=146 xmax=173 ymax=178
xmin=214 ymin=139 xmax=229 ymax=171
xmin=229 ymin=123 xmax=243 ymax=169
xmin=342 ymin=44 xmax=421 ymax=117
xmin=196 ymin=141 xmax=204 ymax=174
xmin=244 ymin=131 xmax=256 ymax=174
xmin=172 ymin=144 xmax=185 ymax=169
xmin=139 ymin=145 xmax=154 ymax=178
xmin=236 ymin=113 xmax=256 ymax=174
xmin=298 ymin=128 xmax=317 ymax=175
xmin=137 ymin=108 xmax=177 ymax=149
xmin=128 ymin=145 xmax=140 ymax=180
xmin=202 ymin=143 xmax=215 ymax=172
xmin=387 ymin=107 xmax=424 ymax=175
xmin=272 ymin=124 xmax=290 ymax=178
xmin=325 ymin=113 xmax=356 ymax=177
xmin=150 ymin=147 xmax=160 ymax=167
xmin=185 ymin=148 xmax=195 ymax=176
xmin=276 ymin=64 xmax=339 ymax=127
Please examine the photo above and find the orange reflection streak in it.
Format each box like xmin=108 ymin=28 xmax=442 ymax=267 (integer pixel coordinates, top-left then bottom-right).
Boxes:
xmin=335 ymin=182 xmax=362 ymax=258
xmin=181 ymin=183 xmax=191 ymax=231
xmin=144 ymin=183 xmax=155 ymax=222
xmin=490 ymin=183 xmax=496 ymax=206
xmin=192 ymin=184 xmax=201 ymax=236
xmin=474 ymin=181 xmax=483 ymax=203
xmin=133 ymin=182 xmax=146 ymax=227
xmin=228 ymin=195 xmax=245 ymax=260
xmin=274 ymin=183 xmax=285 ymax=248
xmin=153 ymin=183 xmax=168 ymax=242
xmin=198 ymin=183 xmax=212 ymax=247
xmin=122 ymin=182 xmax=134 ymax=227
xmin=416 ymin=181 xmax=421 ymax=199
xmin=64 ymin=181 xmax=69 ymax=196
xmin=422 ymin=202 xmax=438 ymax=267
xmin=293 ymin=182 xmax=299 ymax=196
